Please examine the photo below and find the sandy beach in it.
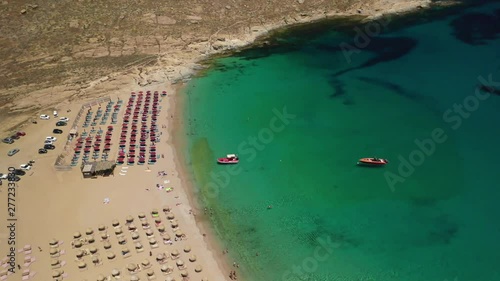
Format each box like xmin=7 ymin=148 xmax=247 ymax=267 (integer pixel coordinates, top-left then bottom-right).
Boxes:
xmin=0 ymin=0 xmax=454 ymax=280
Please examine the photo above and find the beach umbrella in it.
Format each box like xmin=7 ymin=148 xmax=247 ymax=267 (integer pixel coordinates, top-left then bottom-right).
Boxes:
xmin=49 ymin=248 xmax=58 ymax=255
xmin=85 ymin=228 xmax=93 ymax=235
xmin=130 ymin=276 xmax=140 ymax=281
xmin=201 ymin=277 xmax=208 ymax=281
xmin=184 ymin=246 xmax=191 ymax=253
xmin=74 ymin=240 xmax=82 ymax=248
xmin=73 ymin=231 xmax=82 ymax=238
xmin=156 ymin=253 xmax=165 ymax=261
xmin=97 ymin=274 xmax=105 ymax=281
xmin=176 ymin=260 xmax=184 ymax=267
xmin=111 ymin=269 xmax=120 ymax=276
xmin=131 ymin=232 xmax=140 ymax=240
xmin=155 ymin=218 xmax=162 ymax=224
xmin=162 ymin=205 xmax=170 ymax=212
xmin=189 ymin=255 xmax=197 ymax=262
xmin=51 ymin=259 xmax=60 ymax=266
xmin=106 ymin=251 xmax=115 ymax=260
xmin=118 ymin=237 xmax=126 ymax=244
xmin=157 ymin=224 xmax=165 ymax=233
xmin=142 ymin=221 xmax=149 ymax=227
xmin=98 ymin=224 xmax=106 ymax=231
xmin=49 ymin=238 xmax=59 ymax=246
xmin=141 ymin=259 xmax=150 ymax=267
xmin=89 ymin=246 xmax=98 ymax=254
xmin=170 ymin=220 xmax=178 ymax=228
xmin=127 ymin=263 xmax=137 ymax=272
xmin=101 ymin=233 xmax=108 ymax=240
xmin=78 ymin=261 xmax=87 ymax=268
xmin=112 ymin=219 xmax=120 ymax=227
xmin=103 ymin=241 xmax=111 ymax=249
xmin=166 ymin=277 xmax=176 ymax=281
xmin=92 ymin=256 xmax=100 ymax=264
xmin=138 ymin=212 xmax=146 ymax=219
xmin=162 ymin=234 xmax=171 ymax=241
xmin=135 ymin=242 xmax=143 ymax=250
xmin=115 ymin=228 xmax=123 ymax=235
xmin=86 ymin=235 xmax=95 ymax=243
xmin=166 ymin=213 xmax=175 ymax=219
xmin=174 ymin=230 xmax=184 ymax=237
xmin=121 ymin=247 xmax=130 ymax=255
xmin=149 ymin=238 xmax=157 ymax=245
xmin=126 ymin=215 xmax=134 ymax=223
xmin=195 ymin=265 xmax=203 ymax=272
xmin=180 ymin=270 xmax=188 ymax=277
xmin=145 ymin=229 xmax=153 ymax=236
xmin=171 ymin=249 xmax=179 ymax=257
xmin=76 ymin=249 xmax=84 ymax=258
xmin=128 ymin=223 xmax=137 ymax=230
xmin=52 ymin=270 xmax=62 ymax=278
xmin=146 ymin=269 xmax=154 ymax=276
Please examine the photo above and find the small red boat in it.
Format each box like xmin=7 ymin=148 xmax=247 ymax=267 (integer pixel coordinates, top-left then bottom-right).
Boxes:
xmin=357 ymin=157 xmax=389 ymax=166
xmin=217 ymin=154 xmax=239 ymax=164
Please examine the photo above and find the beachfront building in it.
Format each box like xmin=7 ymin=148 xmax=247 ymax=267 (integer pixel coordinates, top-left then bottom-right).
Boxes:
xmin=81 ymin=161 xmax=116 ymax=178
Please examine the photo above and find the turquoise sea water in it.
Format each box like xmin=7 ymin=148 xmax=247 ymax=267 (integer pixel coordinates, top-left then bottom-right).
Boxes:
xmin=182 ymin=2 xmax=500 ymax=281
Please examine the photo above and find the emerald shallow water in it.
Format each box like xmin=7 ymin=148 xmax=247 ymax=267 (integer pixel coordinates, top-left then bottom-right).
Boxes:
xmin=182 ymin=2 xmax=500 ymax=280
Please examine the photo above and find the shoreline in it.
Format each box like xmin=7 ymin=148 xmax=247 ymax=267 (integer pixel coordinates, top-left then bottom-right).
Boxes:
xmin=0 ymin=1 xmax=464 ymax=281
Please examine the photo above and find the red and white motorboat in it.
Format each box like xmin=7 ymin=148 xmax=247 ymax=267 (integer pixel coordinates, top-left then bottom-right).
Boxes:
xmin=357 ymin=157 xmax=389 ymax=166
xmin=217 ymin=154 xmax=239 ymax=164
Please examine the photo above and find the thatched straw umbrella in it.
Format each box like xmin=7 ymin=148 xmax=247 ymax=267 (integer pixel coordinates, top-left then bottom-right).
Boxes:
xmin=162 ymin=205 xmax=170 ymax=213
xmin=166 ymin=277 xmax=176 ymax=281
xmin=103 ymin=241 xmax=111 ymax=249
xmin=51 ymin=259 xmax=60 ymax=266
xmin=146 ymin=269 xmax=154 ymax=276
xmin=171 ymin=249 xmax=179 ymax=257
xmin=135 ymin=242 xmax=143 ymax=250
xmin=52 ymin=270 xmax=62 ymax=278
xmin=73 ymin=231 xmax=82 ymax=239
xmin=121 ymin=247 xmax=130 ymax=255
xmin=98 ymin=224 xmax=106 ymax=231
xmin=130 ymin=276 xmax=139 ymax=281
xmin=89 ymin=246 xmax=98 ymax=254
xmin=176 ymin=260 xmax=184 ymax=267
xmin=148 ymin=238 xmax=157 ymax=245
xmin=156 ymin=253 xmax=164 ymax=261
xmin=189 ymin=255 xmax=196 ymax=262
xmin=127 ymin=263 xmax=137 ymax=272
xmin=145 ymin=229 xmax=154 ymax=237
xmin=74 ymin=240 xmax=83 ymax=248
xmin=115 ymin=227 xmax=123 ymax=235
xmin=162 ymin=233 xmax=171 ymax=240
xmin=170 ymin=220 xmax=178 ymax=228
xmin=180 ymin=270 xmax=188 ymax=277
xmin=49 ymin=248 xmax=58 ymax=256
xmin=155 ymin=218 xmax=162 ymax=225
xmin=126 ymin=215 xmax=134 ymax=223
xmin=166 ymin=213 xmax=175 ymax=220
xmin=112 ymin=219 xmax=120 ymax=227
xmin=128 ymin=223 xmax=137 ymax=231
xmin=141 ymin=259 xmax=151 ymax=268
xmin=142 ymin=221 xmax=150 ymax=227
xmin=195 ymin=265 xmax=203 ymax=272
xmin=49 ymin=238 xmax=59 ymax=246
xmin=131 ymin=232 xmax=140 ymax=240
xmin=85 ymin=228 xmax=94 ymax=235
xmin=78 ymin=261 xmax=87 ymax=269
xmin=118 ymin=237 xmax=126 ymax=245
xmin=157 ymin=224 xmax=166 ymax=233
xmin=76 ymin=250 xmax=84 ymax=258
xmin=106 ymin=251 xmax=116 ymax=260
xmin=92 ymin=256 xmax=100 ymax=264
xmin=138 ymin=212 xmax=146 ymax=219
xmin=86 ymin=235 xmax=95 ymax=243
xmin=100 ymin=233 xmax=109 ymax=240
xmin=183 ymin=246 xmax=191 ymax=253
xmin=111 ymin=269 xmax=120 ymax=276
xmin=97 ymin=274 xmax=105 ymax=281
xmin=174 ymin=230 xmax=184 ymax=237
